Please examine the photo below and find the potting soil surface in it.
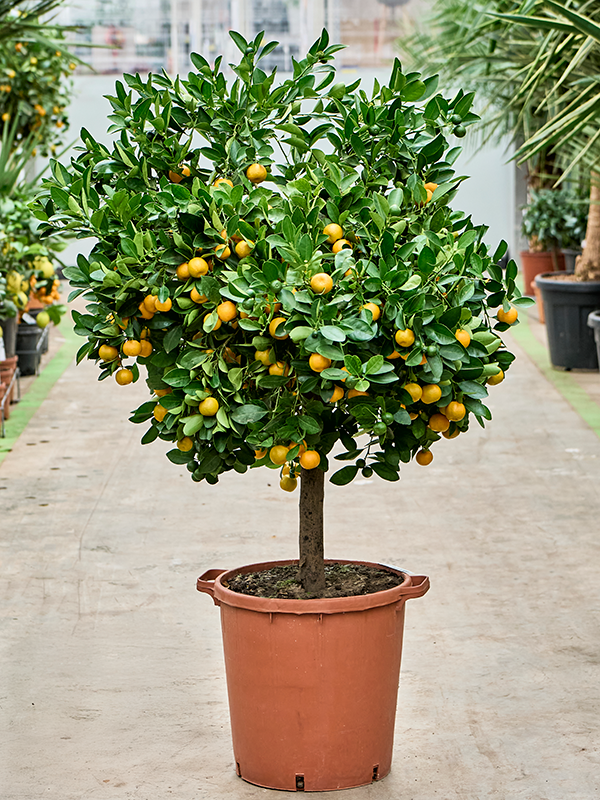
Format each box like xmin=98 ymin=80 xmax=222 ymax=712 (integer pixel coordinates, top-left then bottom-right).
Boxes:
xmin=225 ymin=562 xmax=404 ymax=599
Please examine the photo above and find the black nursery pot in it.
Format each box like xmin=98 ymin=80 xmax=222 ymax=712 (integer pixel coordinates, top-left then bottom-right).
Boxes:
xmin=535 ymin=273 xmax=600 ymax=370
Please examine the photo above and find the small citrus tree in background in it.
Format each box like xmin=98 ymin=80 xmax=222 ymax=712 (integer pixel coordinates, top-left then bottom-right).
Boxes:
xmin=35 ymin=31 xmax=527 ymax=595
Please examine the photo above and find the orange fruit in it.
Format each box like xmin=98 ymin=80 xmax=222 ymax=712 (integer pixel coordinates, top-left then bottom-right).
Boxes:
xmin=269 ymin=361 xmax=289 ymax=376
xmin=154 ymin=388 xmax=171 ymax=397
xmin=235 ymin=240 xmax=253 ymax=258
xmin=138 ymin=302 xmax=154 ymax=320
xmin=415 ymin=449 xmax=433 ymax=466
xmin=387 ymin=350 xmax=401 ymax=360
xmin=270 ymin=445 xmax=289 ymax=465
xmin=254 ymin=349 xmax=273 ymax=365
xmin=115 ymin=368 xmax=133 ymax=385
xmin=361 ymin=302 xmax=380 ymax=321
xmin=300 ymin=450 xmax=320 ymax=470
xmin=269 ymin=317 xmax=288 ymax=339
xmin=214 ymin=243 xmax=231 ymax=260
xmin=246 ymin=163 xmax=268 ymax=183
xmin=198 ymin=397 xmax=219 ymax=416
xmin=153 ymin=404 xmax=168 ymax=422
xmin=488 ymin=369 xmax=505 ymax=386
xmin=280 ymin=475 xmax=298 ymax=492
xmin=217 ymin=301 xmax=237 ymax=322
xmin=190 ymin=287 xmax=208 ymax=304
xmin=329 ymin=385 xmax=344 ymax=402
xmin=323 ymin=223 xmax=343 ymax=244
xmin=428 ymin=413 xmax=450 ymax=432
xmin=442 ymin=428 xmax=460 ymax=439
xmin=177 ymin=437 xmax=194 ymax=452
xmin=98 ymin=344 xmax=119 ymax=361
xmin=143 ymin=295 xmax=158 ymax=312
xmin=445 ymin=401 xmax=466 ymax=421
xmin=425 ymin=189 xmax=433 ymax=203
xmin=332 ymin=238 xmax=352 ymax=254
xmin=122 ymin=339 xmax=142 ymax=357
xmin=213 ymin=177 xmax=233 ymax=188
xmin=254 ymin=449 xmax=267 ymax=459
xmin=348 ymin=389 xmax=369 ymax=398
xmin=395 ymin=328 xmax=415 ymax=348
xmin=309 ymin=353 xmax=331 ymax=373
xmin=403 ymin=382 xmax=423 ymax=402
xmin=424 ymin=182 xmax=438 ymax=192
xmin=139 ymin=340 xmax=153 ymax=358
xmin=310 ymin=272 xmax=333 ymax=294
xmin=176 ymin=262 xmax=190 ymax=280
xmin=421 ymin=384 xmax=442 ymax=404
xmin=497 ymin=306 xmax=518 ymax=324
xmin=155 ymin=297 xmax=172 ymax=312
xmin=188 ymin=257 xmax=209 ymax=277
xmin=169 ymin=167 xmax=190 ymax=183
xmin=455 ymin=328 xmax=471 ymax=348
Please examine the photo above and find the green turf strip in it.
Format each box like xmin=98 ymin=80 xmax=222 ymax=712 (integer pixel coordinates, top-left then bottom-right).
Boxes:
xmin=0 ymin=322 xmax=80 ymax=464
xmin=511 ymin=312 xmax=600 ymax=440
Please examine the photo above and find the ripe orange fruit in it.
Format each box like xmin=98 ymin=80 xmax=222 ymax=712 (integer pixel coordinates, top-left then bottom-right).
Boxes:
xmin=198 ymin=397 xmax=219 ymax=416
xmin=425 ymin=189 xmax=434 ymax=203
xmin=176 ymin=262 xmax=190 ymax=280
xmin=332 ymin=238 xmax=352 ymax=253
xmin=442 ymin=428 xmax=460 ymax=439
xmin=428 ymin=413 xmax=450 ymax=432
xmin=139 ymin=340 xmax=153 ymax=358
xmin=416 ymin=449 xmax=433 ymax=466
xmin=122 ymin=339 xmax=142 ymax=357
xmin=310 ymin=273 xmax=333 ymax=294
xmin=323 ymin=223 xmax=343 ymax=244
xmin=217 ymin=301 xmax=237 ymax=322
xmin=497 ymin=306 xmax=518 ymax=324
xmin=143 ymin=295 xmax=158 ymax=312
xmin=348 ymin=389 xmax=369 ymax=398
xmin=387 ymin=350 xmax=401 ymax=360
xmin=309 ymin=353 xmax=331 ymax=372
xmin=138 ymin=302 xmax=154 ymax=320
xmin=270 ymin=445 xmax=289 ymax=465
xmin=116 ymin=316 xmax=129 ymax=330
xmin=177 ymin=437 xmax=194 ymax=452
xmin=204 ymin=313 xmax=221 ymax=331
xmin=214 ymin=243 xmax=231 ymax=260
xmin=269 ymin=361 xmax=289 ymax=376
xmin=329 ymin=385 xmax=344 ymax=402
xmin=155 ymin=297 xmax=172 ymax=312
xmin=213 ymin=177 xmax=233 ymax=188
xmin=300 ymin=450 xmax=321 ymax=469
xmin=487 ymin=369 xmax=505 ymax=385
xmin=254 ymin=449 xmax=267 ymax=459
xmin=153 ymin=404 xmax=168 ymax=422
xmin=421 ymin=384 xmax=442 ymax=404
xmin=154 ymin=388 xmax=171 ymax=397
xmin=98 ymin=344 xmax=119 ymax=361
xmin=188 ymin=257 xmax=209 ymax=277
xmin=235 ymin=240 xmax=253 ymax=258
xmin=246 ymin=163 xmax=268 ymax=183
xmin=455 ymin=328 xmax=471 ymax=348
xmin=190 ymin=287 xmax=208 ymax=304
xmin=445 ymin=401 xmax=466 ymax=421
xmin=361 ymin=302 xmax=380 ymax=321
xmin=169 ymin=166 xmax=190 ymax=183
xmin=115 ymin=368 xmax=133 ymax=385
xmin=403 ymin=382 xmax=423 ymax=402
xmin=395 ymin=328 xmax=415 ymax=348
xmin=269 ymin=317 xmax=288 ymax=339
xmin=424 ymin=182 xmax=438 ymax=192
xmin=280 ymin=475 xmax=298 ymax=492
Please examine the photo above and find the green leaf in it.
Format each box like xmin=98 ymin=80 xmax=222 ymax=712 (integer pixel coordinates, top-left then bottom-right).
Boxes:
xmin=299 ymin=416 xmax=322 ymax=435
xmin=163 ymin=369 xmax=192 ymax=388
xmin=320 ymin=325 xmax=346 ymax=342
xmin=371 ymin=462 xmax=400 ymax=482
xmin=330 ymin=465 xmax=359 ymax=485
xmin=164 ymin=325 xmax=183 ymax=353
xmin=230 ymin=404 xmax=268 ymax=424
xmin=464 ymin=397 xmax=492 ymax=420
xmin=166 ymin=448 xmax=195 ymax=464
xmin=458 ymin=381 xmax=489 ymax=400
xmin=365 ymin=355 xmax=384 ymax=375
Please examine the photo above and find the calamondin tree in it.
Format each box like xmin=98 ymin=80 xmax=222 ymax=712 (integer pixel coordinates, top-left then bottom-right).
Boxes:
xmin=34 ymin=30 xmax=527 ymax=594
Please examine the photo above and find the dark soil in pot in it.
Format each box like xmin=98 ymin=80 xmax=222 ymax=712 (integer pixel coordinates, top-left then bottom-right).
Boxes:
xmin=225 ymin=561 xmax=405 ymax=599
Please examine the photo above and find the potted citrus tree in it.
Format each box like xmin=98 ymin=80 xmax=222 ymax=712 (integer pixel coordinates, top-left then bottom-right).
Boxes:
xmin=34 ymin=30 xmax=525 ymax=791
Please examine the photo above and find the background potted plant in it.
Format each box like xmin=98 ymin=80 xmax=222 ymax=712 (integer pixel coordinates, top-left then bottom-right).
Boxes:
xmin=35 ymin=29 xmax=526 ymax=791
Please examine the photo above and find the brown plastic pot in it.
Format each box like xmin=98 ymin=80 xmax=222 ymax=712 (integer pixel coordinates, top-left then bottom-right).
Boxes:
xmin=520 ymin=250 xmax=565 ymax=295
xmin=197 ymin=559 xmax=429 ymax=792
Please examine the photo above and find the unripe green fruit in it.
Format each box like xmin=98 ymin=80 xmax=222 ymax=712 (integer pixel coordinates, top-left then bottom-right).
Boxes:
xmin=362 ymin=466 xmax=373 ymax=478
xmin=453 ymin=125 xmax=466 ymax=138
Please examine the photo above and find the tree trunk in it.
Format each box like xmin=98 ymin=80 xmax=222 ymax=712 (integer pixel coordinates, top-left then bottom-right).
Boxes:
xmin=297 ymin=467 xmax=326 ymax=596
xmin=574 ymin=171 xmax=600 ymax=282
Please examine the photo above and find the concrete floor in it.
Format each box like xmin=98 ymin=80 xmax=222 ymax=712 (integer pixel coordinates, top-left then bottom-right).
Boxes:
xmin=1 ymin=321 xmax=600 ymax=799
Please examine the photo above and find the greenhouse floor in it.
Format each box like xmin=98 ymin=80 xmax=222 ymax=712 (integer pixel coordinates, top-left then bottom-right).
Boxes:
xmin=1 ymin=307 xmax=599 ymax=799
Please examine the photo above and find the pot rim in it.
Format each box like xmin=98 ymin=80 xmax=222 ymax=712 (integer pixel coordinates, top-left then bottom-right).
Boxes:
xmin=534 ymin=271 xmax=600 ymax=290
xmin=197 ymin=558 xmax=429 ymax=614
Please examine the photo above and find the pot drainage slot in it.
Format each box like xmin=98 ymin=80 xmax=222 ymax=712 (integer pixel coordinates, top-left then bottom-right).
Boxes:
xmin=295 ymin=775 xmax=305 ymax=791
xmin=372 ymin=765 xmax=379 ymax=782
